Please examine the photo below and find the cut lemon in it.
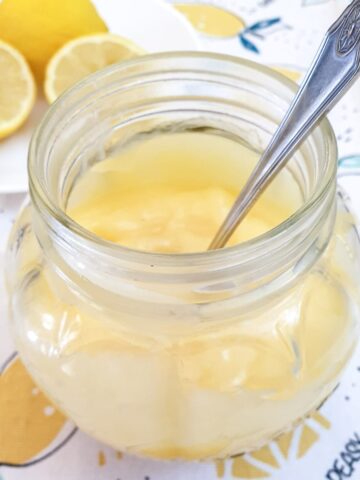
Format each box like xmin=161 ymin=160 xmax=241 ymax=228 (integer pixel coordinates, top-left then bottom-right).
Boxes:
xmin=44 ymin=34 xmax=145 ymax=103
xmin=0 ymin=0 xmax=108 ymax=81
xmin=0 ymin=40 xmax=36 ymax=140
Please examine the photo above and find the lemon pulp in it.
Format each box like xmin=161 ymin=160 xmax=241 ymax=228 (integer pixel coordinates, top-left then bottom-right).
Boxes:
xmin=44 ymin=34 xmax=144 ymax=103
xmin=0 ymin=40 xmax=36 ymax=139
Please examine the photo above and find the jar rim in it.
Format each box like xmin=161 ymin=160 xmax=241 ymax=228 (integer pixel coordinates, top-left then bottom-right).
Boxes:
xmin=29 ymin=51 xmax=337 ymax=268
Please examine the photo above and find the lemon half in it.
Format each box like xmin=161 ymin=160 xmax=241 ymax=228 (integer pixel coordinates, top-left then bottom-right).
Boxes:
xmin=44 ymin=33 xmax=145 ymax=103
xmin=0 ymin=40 xmax=36 ymax=140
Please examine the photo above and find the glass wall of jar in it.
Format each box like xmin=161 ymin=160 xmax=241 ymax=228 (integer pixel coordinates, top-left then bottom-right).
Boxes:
xmin=6 ymin=53 xmax=360 ymax=461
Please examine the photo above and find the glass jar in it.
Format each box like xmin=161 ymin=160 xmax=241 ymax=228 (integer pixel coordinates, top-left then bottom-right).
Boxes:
xmin=6 ymin=52 xmax=360 ymax=461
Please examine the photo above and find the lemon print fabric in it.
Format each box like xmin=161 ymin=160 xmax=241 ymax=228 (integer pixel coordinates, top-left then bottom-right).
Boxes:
xmin=174 ymin=3 xmax=245 ymax=37
xmin=0 ymin=354 xmax=76 ymax=467
xmin=0 ymin=0 xmax=107 ymax=81
xmin=215 ymin=412 xmax=331 ymax=478
xmin=174 ymin=3 xmax=283 ymax=54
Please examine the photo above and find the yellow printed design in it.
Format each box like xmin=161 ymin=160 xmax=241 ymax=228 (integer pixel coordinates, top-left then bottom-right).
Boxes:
xmin=174 ymin=3 xmax=245 ymax=37
xmin=174 ymin=3 xmax=284 ymax=54
xmin=97 ymin=450 xmax=124 ymax=467
xmin=0 ymin=354 xmax=76 ymax=467
xmin=216 ymin=412 xmax=331 ymax=478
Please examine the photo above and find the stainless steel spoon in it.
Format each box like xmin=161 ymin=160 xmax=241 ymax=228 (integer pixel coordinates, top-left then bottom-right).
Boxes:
xmin=209 ymin=0 xmax=360 ymax=250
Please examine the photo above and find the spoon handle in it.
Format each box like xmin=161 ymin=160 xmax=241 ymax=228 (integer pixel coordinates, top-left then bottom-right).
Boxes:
xmin=209 ymin=0 xmax=360 ymax=250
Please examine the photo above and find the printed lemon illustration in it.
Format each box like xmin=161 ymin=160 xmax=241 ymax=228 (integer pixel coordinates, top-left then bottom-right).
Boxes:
xmin=174 ymin=3 xmax=245 ymax=37
xmin=0 ymin=355 xmax=75 ymax=466
xmin=174 ymin=4 xmax=283 ymax=55
xmin=0 ymin=0 xmax=107 ymax=81
xmin=44 ymin=33 xmax=145 ymax=103
xmin=0 ymin=40 xmax=36 ymax=139
xmin=215 ymin=412 xmax=331 ymax=478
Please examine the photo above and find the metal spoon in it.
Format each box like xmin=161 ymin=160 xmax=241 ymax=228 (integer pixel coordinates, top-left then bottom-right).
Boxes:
xmin=209 ymin=0 xmax=360 ymax=250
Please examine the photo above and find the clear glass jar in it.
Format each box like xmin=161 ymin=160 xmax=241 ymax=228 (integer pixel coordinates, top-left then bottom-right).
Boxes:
xmin=6 ymin=52 xmax=360 ymax=461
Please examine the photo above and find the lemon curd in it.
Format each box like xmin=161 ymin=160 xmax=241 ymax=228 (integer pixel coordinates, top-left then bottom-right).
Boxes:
xmin=6 ymin=54 xmax=360 ymax=461
xmin=68 ymin=132 xmax=301 ymax=252
xmin=8 ymin=131 xmax=359 ymax=460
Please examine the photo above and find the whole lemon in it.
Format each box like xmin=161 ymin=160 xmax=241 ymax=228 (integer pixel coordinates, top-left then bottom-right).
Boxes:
xmin=0 ymin=0 xmax=107 ymax=81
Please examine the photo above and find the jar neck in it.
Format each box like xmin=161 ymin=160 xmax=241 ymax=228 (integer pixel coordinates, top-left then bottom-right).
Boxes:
xmin=31 ymin=181 xmax=336 ymax=313
xmin=29 ymin=53 xmax=337 ymax=316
